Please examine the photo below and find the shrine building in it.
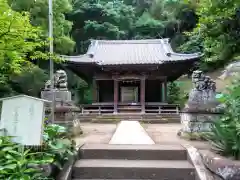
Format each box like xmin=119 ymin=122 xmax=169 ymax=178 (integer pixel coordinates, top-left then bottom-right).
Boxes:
xmin=62 ymin=39 xmax=201 ymax=114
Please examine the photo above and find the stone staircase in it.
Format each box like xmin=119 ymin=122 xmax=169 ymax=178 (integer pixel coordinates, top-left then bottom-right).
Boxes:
xmin=78 ymin=113 xmax=181 ymax=123
xmin=71 ymin=144 xmax=196 ymax=180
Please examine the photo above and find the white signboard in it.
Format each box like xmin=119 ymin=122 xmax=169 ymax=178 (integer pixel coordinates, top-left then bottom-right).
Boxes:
xmin=0 ymin=95 xmax=48 ymax=146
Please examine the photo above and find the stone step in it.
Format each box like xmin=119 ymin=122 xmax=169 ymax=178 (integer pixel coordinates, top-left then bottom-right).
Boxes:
xmin=95 ymin=116 xmax=180 ymax=120
xmin=55 ymin=118 xmax=180 ymax=125
xmin=72 ymin=159 xmax=195 ymax=179
xmin=80 ymin=118 xmax=180 ymax=124
xmin=79 ymin=117 xmax=180 ymax=120
xmin=80 ymin=144 xmax=187 ymax=160
xmin=73 ymin=179 xmax=173 ymax=180
xmin=73 ymin=179 xmax=147 ymax=180
xmin=72 ymin=178 xmax=148 ymax=180
xmin=78 ymin=114 xmax=180 ymax=117
xmin=78 ymin=117 xmax=180 ymax=120
xmin=78 ymin=115 xmax=180 ymax=119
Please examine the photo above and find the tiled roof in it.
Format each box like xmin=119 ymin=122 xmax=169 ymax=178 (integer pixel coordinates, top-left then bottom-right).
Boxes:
xmin=63 ymin=39 xmax=201 ymax=65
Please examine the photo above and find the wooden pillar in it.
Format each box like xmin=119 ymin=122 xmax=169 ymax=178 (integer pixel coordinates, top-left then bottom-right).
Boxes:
xmin=96 ymin=80 xmax=99 ymax=102
xmin=140 ymin=76 xmax=146 ymax=113
xmin=161 ymin=80 xmax=167 ymax=103
xmin=113 ymin=79 xmax=118 ymax=113
xmin=92 ymin=78 xmax=98 ymax=103
xmin=165 ymin=81 xmax=168 ymax=102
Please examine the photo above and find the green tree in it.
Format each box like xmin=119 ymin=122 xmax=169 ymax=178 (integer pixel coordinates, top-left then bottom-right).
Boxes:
xmin=206 ymin=77 xmax=240 ymax=159
xmin=180 ymin=0 xmax=240 ymax=70
xmin=133 ymin=11 xmax=165 ymax=39
xmin=0 ymin=0 xmax=44 ymax=97
xmin=10 ymin=65 xmax=48 ymax=97
xmin=0 ymin=0 xmax=42 ymax=72
xmin=133 ymin=0 xmax=198 ymax=49
xmin=167 ymin=82 xmax=181 ymax=104
xmin=4 ymin=0 xmax=82 ymax=99
xmin=10 ymin=0 xmax=75 ymax=55
xmin=69 ymin=0 xmax=136 ymax=53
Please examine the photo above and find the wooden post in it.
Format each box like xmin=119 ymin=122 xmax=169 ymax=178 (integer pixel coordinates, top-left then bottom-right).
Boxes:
xmin=161 ymin=80 xmax=167 ymax=103
xmin=98 ymin=106 xmax=101 ymax=115
xmin=92 ymin=78 xmax=98 ymax=103
xmin=140 ymin=76 xmax=146 ymax=113
xmin=164 ymin=80 xmax=167 ymax=102
xmin=158 ymin=106 xmax=161 ymax=114
xmin=97 ymin=80 xmax=99 ymax=102
xmin=114 ymin=79 xmax=118 ymax=113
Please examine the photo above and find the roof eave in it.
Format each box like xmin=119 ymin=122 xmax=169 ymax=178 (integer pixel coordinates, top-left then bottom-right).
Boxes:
xmin=60 ymin=55 xmax=97 ymax=64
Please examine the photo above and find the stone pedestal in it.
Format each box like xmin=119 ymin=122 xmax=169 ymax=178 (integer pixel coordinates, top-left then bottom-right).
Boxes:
xmin=179 ymin=70 xmax=221 ymax=136
xmin=180 ymin=93 xmax=221 ymax=134
xmin=41 ymin=90 xmax=72 ymax=102
xmin=42 ymin=69 xmax=81 ymax=132
xmin=41 ymin=90 xmax=79 ymax=123
xmin=180 ymin=112 xmax=219 ymax=133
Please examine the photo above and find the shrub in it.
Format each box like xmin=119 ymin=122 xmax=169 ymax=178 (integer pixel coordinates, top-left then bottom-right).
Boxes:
xmin=43 ymin=124 xmax=77 ymax=170
xmin=0 ymin=124 xmax=77 ymax=179
xmin=205 ymin=77 xmax=240 ymax=159
xmin=0 ymin=136 xmax=53 ymax=180
xmin=167 ymin=82 xmax=181 ymax=104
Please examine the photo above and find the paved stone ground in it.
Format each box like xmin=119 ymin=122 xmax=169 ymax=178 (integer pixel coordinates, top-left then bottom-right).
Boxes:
xmin=75 ymin=122 xmax=210 ymax=150
xmin=74 ymin=123 xmax=117 ymax=145
xmin=144 ymin=123 xmax=210 ymax=150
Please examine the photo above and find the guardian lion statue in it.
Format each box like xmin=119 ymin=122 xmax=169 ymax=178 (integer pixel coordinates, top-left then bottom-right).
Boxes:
xmin=44 ymin=70 xmax=68 ymax=91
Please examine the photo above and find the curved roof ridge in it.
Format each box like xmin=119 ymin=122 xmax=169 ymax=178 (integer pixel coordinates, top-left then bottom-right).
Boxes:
xmin=62 ymin=38 xmax=201 ymax=65
xmin=61 ymin=54 xmax=94 ymax=63
xmin=89 ymin=38 xmax=169 ymax=44
xmin=86 ymin=40 xmax=97 ymax=56
xmin=60 ymin=55 xmax=86 ymax=58
xmin=159 ymin=39 xmax=202 ymax=58
xmin=171 ymin=52 xmax=203 ymax=56
xmin=160 ymin=39 xmax=172 ymax=55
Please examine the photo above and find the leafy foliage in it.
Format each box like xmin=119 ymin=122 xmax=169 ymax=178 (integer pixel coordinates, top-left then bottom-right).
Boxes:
xmin=2 ymin=0 xmax=239 ymax=99
xmin=70 ymin=0 xmax=136 ymax=53
xmin=167 ymin=82 xmax=181 ymax=104
xmin=0 ymin=123 xmax=76 ymax=179
xmin=205 ymin=77 xmax=240 ymax=159
xmin=9 ymin=65 xmax=48 ymax=97
xmin=43 ymin=124 xmax=77 ymax=169
xmin=0 ymin=0 xmax=51 ymax=98
xmin=10 ymin=0 xmax=75 ymax=55
xmin=0 ymin=0 xmax=78 ymax=98
xmin=0 ymin=65 xmax=48 ymax=98
xmin=0 ymin=136 xmax=53 ymax=180
xmin=0 ymin=0 xmax=42 ymax=73
xmin=181 ymin=0 xmax=240 ymax=69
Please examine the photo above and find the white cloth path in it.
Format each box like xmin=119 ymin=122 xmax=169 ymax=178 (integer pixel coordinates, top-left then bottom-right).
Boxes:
xmin=109 ymin=121 xmax=155 ymax=145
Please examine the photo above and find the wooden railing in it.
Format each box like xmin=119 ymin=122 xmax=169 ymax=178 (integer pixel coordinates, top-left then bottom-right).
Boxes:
xmin=145 ymin=103 xmax=180 ymax=114
xmin=81 ymin=103 xmax=114 ymax=114
xmin=80 ymin=102 xmax=180 ymax=114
